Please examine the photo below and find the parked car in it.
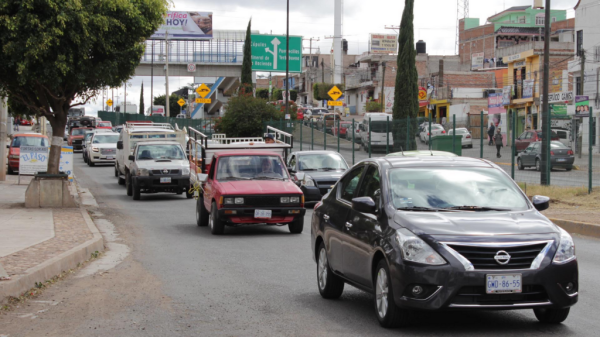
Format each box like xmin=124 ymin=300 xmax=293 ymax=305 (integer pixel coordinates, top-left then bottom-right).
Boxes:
xmin=447 ymin=127 xmax=473 ymax=148
xmin=86 ymin=132 xmax=120 ymax=166
xmin=419 ymin=124 xmax=445 ymax=144
xmin=515 ymin=130 xmax=560 ymax=153
xmin=304 ymin=108 xmax=328 ymax=125
xmin=6 ymin=133 xmax=49 ymax=174
xmin=331 ymin=121 xmax=353 ymax=138
xmin=316 ymin=113 xmax=343 ymax=134
xmin=175 ymin=114 xmax=187 ymax=119
xmin=311 ymin=155 xmax=578 ymax=327
xmin=19 ymin=118 xmax=32 ymax=126
xmin=97 ymin=121 xmax=113 ymax=129
xmin=517 ymin=141 xmax=575 ymax=171
xmin=287 ymin=151 xmax=348 ymax=202
xmin=68 ymin=127 xmax=94 ymax=151
xmin=358 ymin=113 xmax=394 ymax=151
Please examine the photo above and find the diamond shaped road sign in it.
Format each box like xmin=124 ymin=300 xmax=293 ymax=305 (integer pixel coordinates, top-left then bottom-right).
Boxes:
xmin=177 ymin=98 xmax=186 ymax=107
xmin=195 ymin=83 xmax=211 ymax=98
xmin=106 ymin=99 xmax=113 ymax=107
xmin=328 ymin=85 xmax=343 ymax=101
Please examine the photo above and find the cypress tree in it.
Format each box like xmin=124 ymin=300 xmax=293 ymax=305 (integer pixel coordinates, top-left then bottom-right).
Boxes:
xmin=392 ymin=0 xmax=418 ymax=151
xmin=241 ymin=19 xmax=253 ymax=94
xmin=139 ymin=82 xmax=145 ymax=115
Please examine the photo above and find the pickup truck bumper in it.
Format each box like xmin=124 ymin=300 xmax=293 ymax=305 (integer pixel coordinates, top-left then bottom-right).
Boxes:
xmin=218 ymin=207 xmax=306 ymax=225
xmin=133 ymin=175 xmax=190 ymax=193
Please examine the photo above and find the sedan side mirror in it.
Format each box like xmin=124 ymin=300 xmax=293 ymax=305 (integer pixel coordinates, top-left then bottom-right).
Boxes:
xmin=128 ymin=155 xmax=135 ymax=161
xmin=117 ymin=141 xmax=123 ymax=150
xmin=532 ymin=195 xmax=550 ymax=211
xmin=352 ymin=197 xmax=377 ymax=214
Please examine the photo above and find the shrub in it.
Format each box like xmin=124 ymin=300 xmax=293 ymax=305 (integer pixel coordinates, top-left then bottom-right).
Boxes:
xmin=219 ymin=94 xmax=280 ymax=137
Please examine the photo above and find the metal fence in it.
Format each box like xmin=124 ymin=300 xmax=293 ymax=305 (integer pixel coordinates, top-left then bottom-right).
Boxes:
xmin=98 ymin=111 xmax=217 ymax=137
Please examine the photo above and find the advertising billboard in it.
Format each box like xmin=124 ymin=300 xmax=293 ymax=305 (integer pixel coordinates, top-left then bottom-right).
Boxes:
xmin=471 ymin=52 xmax=484 ymax=70
xmin=370 ymin=34 xmax=397 ymax=54
xmin=251 ymin=35 xmax=302 ymax=73
xmin=502 ymin=85 xmax=512 ymax=105
xmin=575 ymin=95 xmax=590 ymax=117
xmin=522 ymin=79 xmax=534 ymax=98
xmin=151 ymin=11 xmax=213 ymax=40
xmin=488 ymin=93 xmax=506 ymax=114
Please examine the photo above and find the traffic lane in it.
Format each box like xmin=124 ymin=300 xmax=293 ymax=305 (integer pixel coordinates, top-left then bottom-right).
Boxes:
xmin=74 ymin=160 xmax=596 ymax=336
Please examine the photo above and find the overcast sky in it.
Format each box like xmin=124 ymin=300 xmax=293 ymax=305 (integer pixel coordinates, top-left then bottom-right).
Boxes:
xmin=83 ymin=0 xmax=577 ymax=116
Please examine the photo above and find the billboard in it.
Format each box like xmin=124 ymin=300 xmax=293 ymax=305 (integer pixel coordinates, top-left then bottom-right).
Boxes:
xmin=370 ymin=34 xmax=397 ymax=54
xmin=502 ymin=85 xmax=512 ymax=105
xmin=575 ymin=95 xmax=590 ymax=117
xmin=488 ymin=93 xmax=506 ymax=114
xmin=471 ymin=52 xmax=484 ymax=70
xmin=151 ymin=11 xmax=213 ymax=40
xmin=522 ymin=79 xmax=534 ymax=98
xmin=251 ymin=35 xmax=302 ymax=73
xmin=19 ymin=146 xmax=49 ymax=175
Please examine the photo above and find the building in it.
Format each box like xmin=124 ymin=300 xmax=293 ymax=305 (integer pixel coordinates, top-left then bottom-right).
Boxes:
xmin=568 ymin=0 xmax=600 ymax=154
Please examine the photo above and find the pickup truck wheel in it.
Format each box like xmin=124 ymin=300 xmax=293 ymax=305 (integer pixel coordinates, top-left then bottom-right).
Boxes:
xmin=209 ymin=201 xmax=225 ymax=235
xmin=288 ymin=216 xmax=304 ymax=234
xmin=126 ymin=173 xmax=133 ymax=196
xmin=88 ymin=160 xmax=95 ymax=167
xmin=132 ymin=182 xmax=141 ymax=200
xmin=196 ymin=197 xmax=209 ymax=226
xmin=118 ymin=174 xmax=125 ymax=185
xmin=114 ymin=165 xmax=119 ymax=177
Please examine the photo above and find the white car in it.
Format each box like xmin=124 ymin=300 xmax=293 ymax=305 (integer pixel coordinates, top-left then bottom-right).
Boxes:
xmin=447 ymin=127 xmax=473 ymax=148
xmin=87 ymin=132 xmax=120 ymax=166
xmin=419 ymin=124 xmax=445 ymax=144
xmin=175 ymin=114 xmax=186 ymax=119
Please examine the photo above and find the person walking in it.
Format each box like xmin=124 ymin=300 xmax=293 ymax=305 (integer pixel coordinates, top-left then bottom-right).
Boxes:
xmin=487 ymin=123 xmax=495 ymax=146
xmin=494 ymin=128 xmax=503 ymax=158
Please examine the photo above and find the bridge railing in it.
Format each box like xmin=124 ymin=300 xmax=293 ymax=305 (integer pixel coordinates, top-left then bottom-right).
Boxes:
xmin=141 ymin=39 xmax=244 ymax=64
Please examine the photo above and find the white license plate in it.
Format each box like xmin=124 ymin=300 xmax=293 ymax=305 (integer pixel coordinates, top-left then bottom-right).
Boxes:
xmin=254 ymin=209 xmax=272 ymax=219
xmin=557 ymin=158 xmax=566 ymax=162
xmin=106 ymin=156 xmax=114 ymax=160
xmin=486 ymin=274 xmax=522 ymax=294
xmin=160 ymin=177 xmax=171 ymax=184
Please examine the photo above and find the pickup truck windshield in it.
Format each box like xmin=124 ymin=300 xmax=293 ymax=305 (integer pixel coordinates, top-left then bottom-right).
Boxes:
xmin=297 ymin=153 xmax=348 ymax=171
xmin=93 ymin=135 xmax=119 ymax=144
xmin=136 ymin=144 xmax=185 ymax=160
xmin=217 ymin=155 xmax=289 ymax=180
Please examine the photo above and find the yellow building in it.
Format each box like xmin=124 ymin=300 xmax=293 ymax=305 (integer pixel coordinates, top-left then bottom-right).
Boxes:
xmin=503 ymin=49 xmax=540 ymax=136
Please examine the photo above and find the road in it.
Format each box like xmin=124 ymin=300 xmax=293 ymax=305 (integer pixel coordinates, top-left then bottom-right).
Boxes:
xmin=1 ymin=154 xmax=600 ymax=336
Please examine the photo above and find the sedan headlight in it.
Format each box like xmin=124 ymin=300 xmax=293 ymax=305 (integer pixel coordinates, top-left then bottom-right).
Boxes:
xmin=553 ymin=227 xmax=576 ymax=264
xmin=92 ymin=147 xmax=99 ymax=152
xmin=137 ymin=168 xmax=150 ymax=176
xmin=182 ymin=167 xmax=190 ymax=175
xmin=395 ymin=228 xmax=446 ymax=265
xmin=301 ymin=177 xmax=315 ymax=187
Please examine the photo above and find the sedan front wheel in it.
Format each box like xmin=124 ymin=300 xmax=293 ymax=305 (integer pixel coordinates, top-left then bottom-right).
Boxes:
xmin=374 ymin=260 xmax=410 ymax=328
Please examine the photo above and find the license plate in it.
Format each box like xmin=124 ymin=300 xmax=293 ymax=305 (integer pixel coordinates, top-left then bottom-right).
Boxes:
xmin=106 ymin=156 xmax=114 ymax=160
xmin=254 ymin=209 xmax=272 ymax=219
xmin=160 ymin=177 xmax=171 ymax=184
xmin=486 ymin=274 xmax=522 ymax=294
xmin=557 ymin=158 xmax=566 ymax=162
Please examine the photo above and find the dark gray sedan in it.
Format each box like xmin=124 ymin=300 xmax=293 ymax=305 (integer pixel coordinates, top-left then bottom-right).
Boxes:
xmin=311 ymin=155 xmax=577 ymax=328
xmin=287 ymin=151 xmax=348 ymax=203
xmin=517 ymin=141 xmax=575 ymax=171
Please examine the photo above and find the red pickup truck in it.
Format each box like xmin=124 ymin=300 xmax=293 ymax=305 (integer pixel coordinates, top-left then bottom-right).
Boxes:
xmin=190 ymin=127 xmax=305 ymax=235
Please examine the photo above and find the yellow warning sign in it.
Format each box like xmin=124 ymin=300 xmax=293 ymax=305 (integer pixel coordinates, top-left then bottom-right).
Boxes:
xmin=327 ymin=101 xmax=343 ymax=106
xmin=106 ymin=99 xmax=113 ymax=107
xmin=177 ymin=98 xmax=186 ymax=107
xmin=195 ymin=98 xmax=212 ymax=104
xmin=327 ymin=85 xmax=343 ymax=101
xmin=195 ymin=83 xmax=211 ymax=98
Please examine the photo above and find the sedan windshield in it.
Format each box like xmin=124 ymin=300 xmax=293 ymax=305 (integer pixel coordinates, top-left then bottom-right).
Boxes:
xmin=11 ymin=137 xmax=48 ymax=148
xmin=93 ymin=135 xmax=119 ymax=144
xmin=298 ymin=153 xmax=348 ymax=171
xmin=136 ymin=144 xmax=185 ymax=160
xmin=216 ymin=155 xmax=288 ymax=180
xmin=389 ymin=167 xmax=529 ymax=211
xmin=71 ymin=128 xmax=88 ymax=136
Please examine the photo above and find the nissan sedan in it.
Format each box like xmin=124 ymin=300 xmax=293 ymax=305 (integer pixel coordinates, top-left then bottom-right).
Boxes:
xmin=311 ymin=155 xmax=577 ymax=328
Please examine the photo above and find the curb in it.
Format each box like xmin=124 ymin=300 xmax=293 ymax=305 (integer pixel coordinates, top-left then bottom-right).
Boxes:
xmin=0 ymin=179 xmax=105 ymax=302
xmin=551 ymin=218 xmax=600 ymax=239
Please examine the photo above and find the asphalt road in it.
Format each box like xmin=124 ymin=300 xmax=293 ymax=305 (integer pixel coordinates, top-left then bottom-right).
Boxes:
xmin=2 ymin=154 xmax=600 ymax=336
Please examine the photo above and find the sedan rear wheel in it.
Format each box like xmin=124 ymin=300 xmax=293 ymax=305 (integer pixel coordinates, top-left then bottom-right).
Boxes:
xmin=517 ymin=158 xmax=524 ymax=170
xmin=534 ymin=307 xmax=570 ymax=324
xmin=316 ymin=243 xmax=344 ymax=299
xmin=374 ymin=260 xmax=410 ymax=328
xmin=535 ymin=159 xmax=541 ymax=172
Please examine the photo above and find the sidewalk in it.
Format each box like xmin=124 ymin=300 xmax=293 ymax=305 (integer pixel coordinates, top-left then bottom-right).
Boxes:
xmin=0 ymin=175 xmax=104 ymax=301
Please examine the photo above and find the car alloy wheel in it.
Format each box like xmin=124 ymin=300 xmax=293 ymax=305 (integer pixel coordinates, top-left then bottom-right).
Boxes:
xmin=376 ymin=268 xmax=389 ymax=319
xmin=517 ymin=158 xmax=524 ymax=170
xmin=318 ymin=248 xmax=328 ymax=291
xmin=536 ymin=159 xmax=541 ymax=172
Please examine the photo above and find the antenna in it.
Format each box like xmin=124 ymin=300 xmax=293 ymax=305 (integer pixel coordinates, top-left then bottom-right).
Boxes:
xmin=455 ymin=0 xmax=469 ymax=55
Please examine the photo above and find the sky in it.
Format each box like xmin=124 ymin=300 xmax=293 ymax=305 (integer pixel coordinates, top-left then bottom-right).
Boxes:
xmin=83 ymin=0 xmax=578 ymax=116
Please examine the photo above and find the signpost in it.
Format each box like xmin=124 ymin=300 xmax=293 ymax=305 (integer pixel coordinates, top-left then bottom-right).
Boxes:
xmin=19 ymin=146 xmax=49 ymax=184
xmin=59 ymin=146 xmax=74 ymax=182
xmin=250 ymin=34 xmax=302 ymax=72
xmin=195 ymin=83 xmax=212 ymax=104
xmin=106 ymin=99 xmax=113 ymax=107
xmin=327 ymin=86 xmax=343 ymax=106
xmin=187 ymin=63 xmax=196 ymax=72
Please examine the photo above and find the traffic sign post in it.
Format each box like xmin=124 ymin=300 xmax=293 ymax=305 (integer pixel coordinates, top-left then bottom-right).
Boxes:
xmin=327 ymin=101 xmax=343 ymax=106
xmin=177 ymin=98 xmax=186 ymax=107
xmin=187 ymin=63 xmax=196 ymax=72
xmin=195 ymin=98 xmax=212 ymax=104
xmin=327 ymin=85 xmax=343 ymax=107
xmin=250 ymin=34 xmax=302 ymax=72
xmin=195 ymin=83 xmax=211 ymax=98
xmin=106 ymin=99 xmax=113 ymax=107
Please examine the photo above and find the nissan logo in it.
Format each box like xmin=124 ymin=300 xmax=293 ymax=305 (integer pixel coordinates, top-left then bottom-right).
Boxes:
xmin=494 ymin=250 xmax=511 ymax=265
xmin=162 ymin=169 xmax=169 ymax=174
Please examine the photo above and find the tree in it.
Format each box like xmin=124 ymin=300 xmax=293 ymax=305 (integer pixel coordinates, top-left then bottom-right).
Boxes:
xmin=240 ymin=19 xmax=253 ymax=94
xmin=0 ymin=0 xmax=167 ymax=174
xmin=219 ymin=94 xmax=280 ymax=137
xmin=392 ymin=0 xmax=418 ymax=151
xmin=154 ymin=94 xmax=186 ymax=117
xmin=139 ymin=82 xmax=145 ymax=114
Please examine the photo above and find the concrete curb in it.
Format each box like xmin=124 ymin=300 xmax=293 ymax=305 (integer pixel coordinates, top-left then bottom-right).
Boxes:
xmin=0 ymin=175 xmax=105 ymax=301
xmin=551 ymin=218 xmax=600 ymax=239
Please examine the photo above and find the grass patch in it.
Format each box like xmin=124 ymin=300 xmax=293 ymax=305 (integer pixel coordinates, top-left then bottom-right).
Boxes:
xmin=517 ymin=183 xmax=599 ymax=210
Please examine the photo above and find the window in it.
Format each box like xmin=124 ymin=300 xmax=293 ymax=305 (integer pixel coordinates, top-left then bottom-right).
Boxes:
xmin=577 ymin=30 xmax=583 ymax=57
xmin=595 ymin=46 xmax=600 ymax=62
xmin=535 ymin=14 xmax=545 ymax=26
xmin=357 ymin=166 xmax=381 ymax=207
xmin=524 ymin=132 xmax=533 ymax=139
xmin=532 ymin=143 xmax=540 ymax=151
xmin=576 ymin=77 xmax=582 ymax=95
xmin=288 ymin=155 xmax=296 ymax=169
xmin=552 ymin=17 xmax=557 ymax=23
xmin=340 ymin=166 xmax=365 ymax=202
xmin=216 ymin=155 xmax=288 ymax=180
xmin=518 ymin=16 xmax=526 ymax=24
xmin=136 ymin=144 xmax=185 ymax=161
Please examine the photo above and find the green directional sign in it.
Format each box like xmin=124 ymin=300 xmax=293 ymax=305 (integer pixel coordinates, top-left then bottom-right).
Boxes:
xmin=251 ymin=34 xmax=302 ymax=73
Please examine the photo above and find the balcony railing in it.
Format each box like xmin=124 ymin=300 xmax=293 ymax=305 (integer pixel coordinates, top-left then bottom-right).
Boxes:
xmin=141 ymin=39 xmax=244 ymax=64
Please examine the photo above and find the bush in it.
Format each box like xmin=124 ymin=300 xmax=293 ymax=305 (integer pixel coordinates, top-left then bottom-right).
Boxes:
xmin=366 ymin=101 xmax=382 ymax=112
xmin=256 ymin=88 xmax=269 ymax=99
xmin=219 ymin=94 xmax=280 ymax=137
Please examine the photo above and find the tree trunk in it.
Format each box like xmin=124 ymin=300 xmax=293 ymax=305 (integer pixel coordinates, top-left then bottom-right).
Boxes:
xmin=46 ymin=111 xmax=67 ymax=175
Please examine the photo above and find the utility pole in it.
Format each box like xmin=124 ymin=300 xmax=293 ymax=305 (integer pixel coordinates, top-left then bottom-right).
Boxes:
xmin=303 ymin=37 xmax=320 ymax=105
xmin=579 ymin=49 xmax=585 ymax=159
xmin=380 ymin=62 xmax=387 ymax=112
xmin=285 ymin=0 xmax=290 ymax=117
xmin=165 ymin=32 xmax=170 ymax=118
xmin=0 ymin=97 xmax=7 ymax=181
xmin=124 ymin=82 xmax=127 ymax=113
xmin=112 ymin=88 xmax=114 ymax=112
xmin=540 ymin=0 xmax=551 ymax=185
xmin=321 ymin=59 xmax=325 ymax=83
xmin=151 ymin=42 xmax=154 ymax=116
xmin=333 ymin=0 xmax=343 ymax=84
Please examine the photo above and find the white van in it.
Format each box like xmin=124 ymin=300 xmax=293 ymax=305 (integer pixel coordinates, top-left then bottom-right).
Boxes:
xmin=552 ymin=128 xmax=571 ymax=147
xmin=358 ymin=113 xmax=393 ymax=151
xmin=147 ymin=105 xmax=166 ymax=117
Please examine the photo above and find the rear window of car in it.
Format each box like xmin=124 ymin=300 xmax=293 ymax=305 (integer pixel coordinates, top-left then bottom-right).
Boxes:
xmin=431 ymin=125 xmax=444 ymax=130
xmin=551 ymin=141 xmax=567 ymax=148
xmin=11 ymin=137 xmax=48 ymax=147
xmin=454 ymin=129 xmax=468 ymax=134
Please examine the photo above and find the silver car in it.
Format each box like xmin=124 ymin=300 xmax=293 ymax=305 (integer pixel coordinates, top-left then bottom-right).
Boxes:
xmin=419 ymin=124 xmax=445 ymax=144
xmin=447 ymin=127 xmax=473 ymax=148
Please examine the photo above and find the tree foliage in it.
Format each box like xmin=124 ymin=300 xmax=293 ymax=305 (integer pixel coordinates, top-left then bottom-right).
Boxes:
xmin=366 ymin=101 xmax=382 ymax=112
xmin=139 ymin=82 xmax=145 ymax=114
xmin=154 ymin=94 xmax=186 ymax=117
xmin=219 ymin=94 xmax=281 ymax=137
xmin=313 ymin=83 xmax=345 ymax=101
xmin=0 ymin=0 xmax=168 ymax=173
xmin=255 ymin=88 xmax=269 ymax=99
xmin=240 ymin=19 xmax=253 ymax=93
xmin=272 ymin=89 xmax=298 ymax=102
xmin=392 ymin=0 xmax=418 ymax=150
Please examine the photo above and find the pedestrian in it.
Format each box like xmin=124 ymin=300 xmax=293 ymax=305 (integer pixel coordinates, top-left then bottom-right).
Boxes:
xmin=13 ymin=117 xmax=19 ymax=132
xmin=487 ymin=123 xmax=495 ymax=146
xmin=264 ymin=133 xmax=275 ymax=144
xmin=494 ymin=128 xmax=503 ymax=158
